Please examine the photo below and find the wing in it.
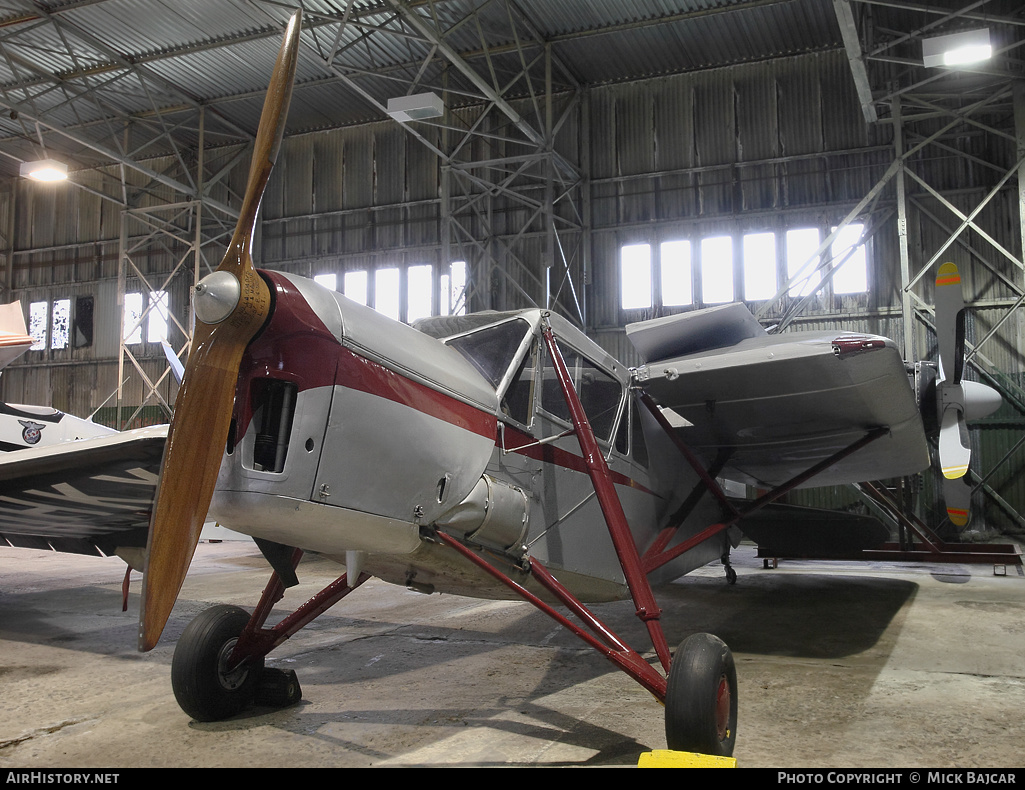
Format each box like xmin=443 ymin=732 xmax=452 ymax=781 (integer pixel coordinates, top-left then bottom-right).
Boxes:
xmin=0 ymin=425 xmax=167 ymax=564
xmin=631 ymin=307 xmax=930 ymax=489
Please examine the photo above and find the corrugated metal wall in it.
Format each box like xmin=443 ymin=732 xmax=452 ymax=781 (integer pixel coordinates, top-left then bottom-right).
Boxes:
xmin=2 ymin=48 xmax=1022 ymax=536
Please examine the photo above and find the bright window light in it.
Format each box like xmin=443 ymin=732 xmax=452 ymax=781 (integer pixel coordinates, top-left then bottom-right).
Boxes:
xmin=831 ymin=224 xmax=868 ymax=294
xmin=446 ymin=264 xmax=467 ymax=317
xmin=375 ymin=268 xmax=401 ymax=321
xmin=786 ymin=228 xmax=821 ymax=297
xmin=743 ymin=232 xmax=777 ymax=301
xmin=29 ymin=301 xmax=47 ymax=350
xmin=148 ymin=290 xmax=169 ymax=343
xmin=123 ymin=292 xmax=143 ymax=344
xmin=51 ymin=298 xmax=70 ymax=350
xmin=442 ymin=261 xmax=467 ymax=316
xmin=344 ymin=271 xmax=368 ymax=305
xmin=661 ymin=240 xmax=692 ymax=307
xmin=701 ymin=236 xmax=734 ymax=304
xmin=407 ymin=265 xmax=433 ymax=323
xmin=314 ymin=273 xmax=337 ymax=291
xmin=621 ymin=244 xmax=652 ymax=309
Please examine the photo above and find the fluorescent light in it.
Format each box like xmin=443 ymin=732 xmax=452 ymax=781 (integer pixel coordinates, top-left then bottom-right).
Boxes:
xmin=20 ymin=159 xmax=67 ymax=181
xmin=922 ymin=28 xmax=992 ymax=68
xmin=386 ymin=92 xmax=444 ymax=122
xmin=943 ymin=43 xmax=992 ymax=66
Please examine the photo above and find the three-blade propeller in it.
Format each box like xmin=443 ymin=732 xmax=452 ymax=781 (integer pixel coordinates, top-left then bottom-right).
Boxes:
xmin=933 ymin=262 xmax=1002 ymax=527
xmin=138 ymin=11 xmax=302 ymax=652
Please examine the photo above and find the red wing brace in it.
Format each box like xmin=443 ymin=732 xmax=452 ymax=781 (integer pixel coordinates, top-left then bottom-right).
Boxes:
xmin=636 ymin=388 xmax=888 ymax=574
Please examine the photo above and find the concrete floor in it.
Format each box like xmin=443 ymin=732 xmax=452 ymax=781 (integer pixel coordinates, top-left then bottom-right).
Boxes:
xmin=0 ymin=539 xmax=1023 ymax=768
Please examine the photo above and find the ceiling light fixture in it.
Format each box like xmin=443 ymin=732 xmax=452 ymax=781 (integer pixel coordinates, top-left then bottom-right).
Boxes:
xmin=386 ymin=92 xmax=444 ymax=122
xmin=20 ymin=159 xmax=68 ymax=182
xmin=922 ymin=28 xmax=992 ymax=68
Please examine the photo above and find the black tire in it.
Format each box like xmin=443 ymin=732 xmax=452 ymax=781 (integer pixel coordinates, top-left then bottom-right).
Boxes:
xmin=171 ymin=605 xmax=264 ymax=722
xmin=664 ymin=632 xmax=737 ymax=756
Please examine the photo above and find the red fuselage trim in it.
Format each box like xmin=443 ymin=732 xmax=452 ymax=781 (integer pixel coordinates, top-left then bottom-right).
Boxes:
xmin=237 ymin=270 xmax=653 ymax=496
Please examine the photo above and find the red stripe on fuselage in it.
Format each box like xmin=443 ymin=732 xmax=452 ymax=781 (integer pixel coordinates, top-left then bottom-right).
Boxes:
xmin=333 ymin=345 xmax=496 ymax=439
xmin=239 ymin=271 xmax=496 ymax=442
xmin=243 ymin=271 xmax=653 ymax=496
xmin=501 ymin=423 xmax=655 ymax=496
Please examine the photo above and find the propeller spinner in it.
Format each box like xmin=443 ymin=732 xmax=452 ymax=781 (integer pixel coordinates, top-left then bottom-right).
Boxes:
xmin=139 ymin=11 xmax=302 ymax=652
xmin=932 ymin=262 xmax=1001 ymax=527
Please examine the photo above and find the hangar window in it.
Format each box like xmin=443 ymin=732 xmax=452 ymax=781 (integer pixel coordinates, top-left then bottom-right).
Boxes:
xmin=29 ymin=301 xmax=47 ymax=350
xmin=621 ymin=241 xmax=693 ymax=311
xmin=314 ymin=273 xmax=337 ymax=290
xmin=407 ymin=264 xmax=433 ymax=323
xmin=621 ymin=224 xmax=868 ymax=312
xmin=786 ymin=228 xmax=821 ymax=297
xmin=51 ymin=299 xmax=70 ymax=350
xmin=621 ymin=244 xmax=652 ymax=309
xmin=148 ymin=290 xmax=169 ymax=343
xmin=701 ymin=236 xmax=734 ymax=304
xmin=374 ymin=268 xmax=401 ymax=321
xmin=831 ymin=223 xmax=868 ymax=294
xmin=743 ymin=232 xmax=777 ymax=301
xmin=441 ymin=261 xmax=466 ymax=316
xmin=123 ymin=292 xmax=143 ymax=344
xmin=344 ymin=270 xmax=367 ymax=304
xmin=123 ymin=291 xmax=170 ymax=344
xmin=661 ymin=240 xmax=692 ymax=307
xmin=73 ymin=296 xmax=93 ymax=348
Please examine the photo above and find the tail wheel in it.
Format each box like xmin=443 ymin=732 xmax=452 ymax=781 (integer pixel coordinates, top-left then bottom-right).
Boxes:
xmin=171 ymin=605 xmax=265 ymax=722
xmin=664 ymin=632 xmax=738 ymax=756
xmin=256 ymin=667 xmax=303 ymax=709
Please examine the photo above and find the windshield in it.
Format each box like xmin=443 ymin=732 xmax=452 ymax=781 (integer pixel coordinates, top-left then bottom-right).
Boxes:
xmin=446 ymin=318 xmax=531 ymax=390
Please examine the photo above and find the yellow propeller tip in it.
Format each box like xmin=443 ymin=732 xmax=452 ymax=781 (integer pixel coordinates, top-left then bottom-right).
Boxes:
xmin=936 ymin=262 xmax=960 ymax=287
xmin=947 ymin=509 xmax=969 ymax=527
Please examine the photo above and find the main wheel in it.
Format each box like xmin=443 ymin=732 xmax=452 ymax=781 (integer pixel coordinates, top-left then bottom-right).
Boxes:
xmin=664 ymin=632 xmax=737 ymax=756
xmin=171 ymin=604 xmax=265 ymax=722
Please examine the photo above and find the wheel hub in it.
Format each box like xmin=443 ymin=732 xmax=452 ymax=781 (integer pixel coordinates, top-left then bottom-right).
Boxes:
xmin=216 ymin=638 xmax=250 ymax=692
xmin=716 ymin=673 xmax=732 ymax=741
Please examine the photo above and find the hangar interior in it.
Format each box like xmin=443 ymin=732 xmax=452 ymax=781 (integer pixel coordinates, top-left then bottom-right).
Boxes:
xmin=0 ymin=0 xmax=1023 ymax=546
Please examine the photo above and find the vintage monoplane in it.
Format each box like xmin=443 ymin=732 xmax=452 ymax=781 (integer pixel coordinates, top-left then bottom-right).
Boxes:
xmin=0 ymin=10 xmax=1002 ymax=760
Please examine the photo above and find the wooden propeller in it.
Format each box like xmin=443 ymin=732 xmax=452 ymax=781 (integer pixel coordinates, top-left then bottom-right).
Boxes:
xmin=139 ymin=10 xmax=302 ymax=652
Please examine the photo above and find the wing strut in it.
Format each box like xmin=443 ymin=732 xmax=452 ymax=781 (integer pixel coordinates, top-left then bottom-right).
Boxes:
xmin=539 ymin=318 xmax=676 ymax=671
xmin=636 ymin=391 xmax=889 ymax=574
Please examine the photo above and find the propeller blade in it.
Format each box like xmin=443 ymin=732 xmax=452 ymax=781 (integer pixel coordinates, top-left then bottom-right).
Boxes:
xmin=943 ymin=475 xmax=972 ymax=529
xmin=938 ymin=403 xmax=970 ymax=480
xmin=934 ymin=262 xmax=965 ymax=385
xmin=138 ymin=10 xmax=302 ymax=652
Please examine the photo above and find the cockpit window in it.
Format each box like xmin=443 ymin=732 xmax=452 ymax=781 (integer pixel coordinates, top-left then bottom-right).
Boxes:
xmin=541 ymin=341 xmax=623 ymax=443
xmin=446 ymin=318 xmax=531 ymax=390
